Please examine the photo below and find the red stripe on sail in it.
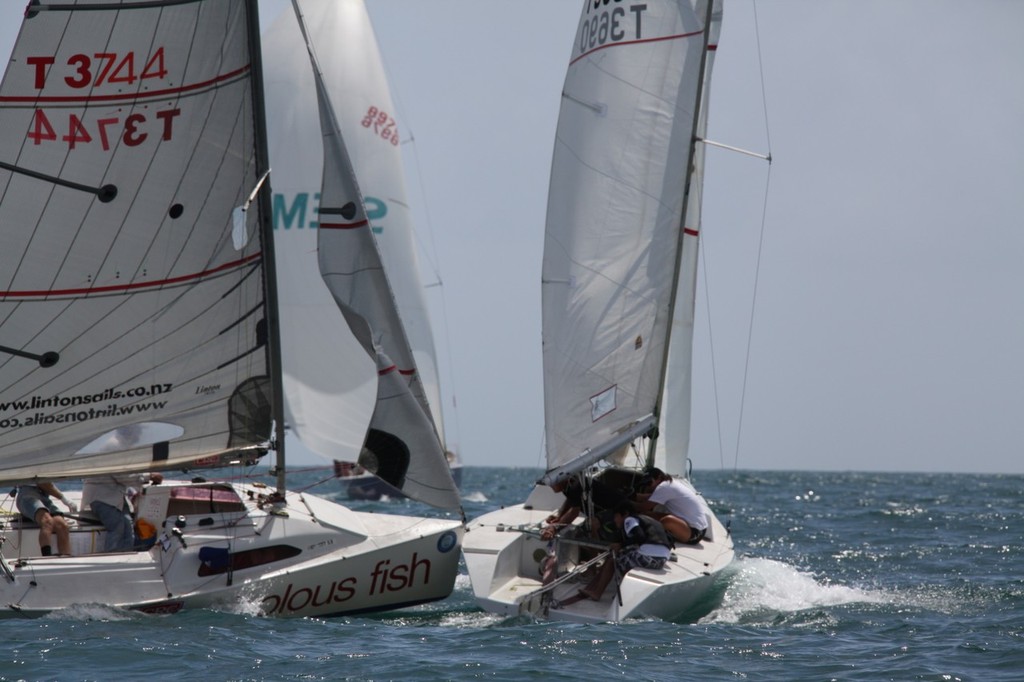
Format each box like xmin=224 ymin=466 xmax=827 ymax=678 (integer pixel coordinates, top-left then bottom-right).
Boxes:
xmin=379 ymin=366 xmax=418 ymax=377
xmin=0 ymin=65 xmax=251 ymax=104
xmin=319 ymin=220 xmax=369 ymax=230
xmin=684 ymin=227 xmax=699 ymax=237
xmin=0 ymin=252 xmax=261 ymax=298
xmin=570 ymin=29 xmax=704 ymax=66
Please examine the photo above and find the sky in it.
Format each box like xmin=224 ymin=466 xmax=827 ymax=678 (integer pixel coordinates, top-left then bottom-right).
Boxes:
xmin=2 ymin=2 xmax=1022 ymax=475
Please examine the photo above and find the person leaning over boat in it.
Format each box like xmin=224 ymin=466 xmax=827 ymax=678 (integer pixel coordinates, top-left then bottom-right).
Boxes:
xmin=81 ymin=472 xmax=163 ymax=552
xmin=556 ymin=502 xmax=673 ymax=607
xmin=633 ymin=468 xmax=708 ymax=546
xmin=15 ymin=482 xmax=75 ymax=556
xmin=540 ymin=476 xmax=621 ymax=540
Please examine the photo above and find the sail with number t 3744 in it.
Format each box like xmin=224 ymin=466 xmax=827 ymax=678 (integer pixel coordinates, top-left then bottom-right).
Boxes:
xmin=0 ymin=0 xmax=462 ymax=619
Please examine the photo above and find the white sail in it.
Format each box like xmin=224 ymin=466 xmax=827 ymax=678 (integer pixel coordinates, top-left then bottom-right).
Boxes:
xmin=262 ymin=8 xmax=376 ymax=466
xmin=307 ymin=0 xmax=447 ymax=439
xmin=0 ymin=0 xmax=271 ymax=482
xmin=541 ymin=0 xmax=709 ymax=475
xmin=654 ymin=0 xmax=724 ymax=477
xmin=262 ymin=0 xmax=447 ymax=454
xmin=292 ymin=0 xmax=459 ymax=511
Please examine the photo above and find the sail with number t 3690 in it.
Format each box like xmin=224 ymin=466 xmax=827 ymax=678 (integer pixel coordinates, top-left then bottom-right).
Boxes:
xmin=463 ymin=0 xmax=734 ymax=623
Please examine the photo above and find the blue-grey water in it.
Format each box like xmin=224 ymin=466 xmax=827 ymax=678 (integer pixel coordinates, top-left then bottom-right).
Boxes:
xmin=2 ymin=466 xmax=1021 ymax=681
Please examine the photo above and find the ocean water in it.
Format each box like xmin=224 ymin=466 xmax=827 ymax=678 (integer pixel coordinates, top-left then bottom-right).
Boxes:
xmin=2 ymin=467 xmax=1022 ymax=681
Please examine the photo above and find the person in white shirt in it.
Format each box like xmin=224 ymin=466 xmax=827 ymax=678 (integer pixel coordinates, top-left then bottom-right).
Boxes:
xmin=633 ymin=468 xmax=708 ymax=545
xmin=81 ymin=472 xmax=162 ymax=552
xmin=555 ymin=502 xmax=673 ymax=607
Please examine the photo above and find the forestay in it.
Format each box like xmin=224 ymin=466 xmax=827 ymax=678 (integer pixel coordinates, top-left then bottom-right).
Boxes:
xmin=541 ymin=0 xmax=710 ymax=477
xmin=0 ymin=0 xmax=272 ymax=484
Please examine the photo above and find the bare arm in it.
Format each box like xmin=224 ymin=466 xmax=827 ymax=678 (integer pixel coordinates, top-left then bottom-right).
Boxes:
xmin=37 ymin=482 xmax=77 ymax=512
xmin=37 ymin=482 xmax=62 ymax=498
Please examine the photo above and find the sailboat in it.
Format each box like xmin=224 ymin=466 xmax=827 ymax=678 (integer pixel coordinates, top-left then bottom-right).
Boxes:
xmin=262 ymin=0 xmax=462 ymax=502
xmin=0 ymin=0 xmax=462 ymax=618
xmin=462 ymin=0 xmax=734 ymax=623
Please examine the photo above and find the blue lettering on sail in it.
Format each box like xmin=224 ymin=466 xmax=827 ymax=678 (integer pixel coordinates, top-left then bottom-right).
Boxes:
xmin=273 ymin=192 xmax=320 ymax=230
xmin=364 ymin=196 xmax=387 ymax=235
xmin=273 ymin=192 xmax=388 ymax=233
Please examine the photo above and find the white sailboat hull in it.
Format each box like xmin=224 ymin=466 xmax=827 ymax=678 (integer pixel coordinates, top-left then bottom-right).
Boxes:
xmin=0 ymin=0 xmax=465 ymax=619
xmin=0 ymin=482 xmax=462 ymax=619
xmin=463 ymin=484 xmax=733 ymax=623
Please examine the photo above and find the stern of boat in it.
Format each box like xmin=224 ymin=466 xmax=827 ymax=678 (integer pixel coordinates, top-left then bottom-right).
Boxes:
xmin=462 ymin=485 xmax=566 ymax=616
xmin=463 ymin=482 xmax=735 ymax=623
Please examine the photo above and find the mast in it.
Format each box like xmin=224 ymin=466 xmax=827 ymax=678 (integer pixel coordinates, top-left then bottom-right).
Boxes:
xmin=246 ymin=0 xmax=287 ymax=494
xmin=646 ymin=0 xmax=716 ymax=469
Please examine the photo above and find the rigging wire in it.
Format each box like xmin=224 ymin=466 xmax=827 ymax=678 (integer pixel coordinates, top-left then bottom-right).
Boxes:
xmin=731 ymin=0 xmax=775 ymax=472
xmin=701 ymin=0 xmax=774 ymax=473
xmin=752 ymin=0 xmax=774 ymax=154
xmin=733 ymin=167 xmax=773 ymax=472
xmin=370 ymin=10 xmax=466 ymax=460
xmin=402 ymin=130 xmax=466 ymax=460
xmin=699 ymin=235 xmax=727 ymax=471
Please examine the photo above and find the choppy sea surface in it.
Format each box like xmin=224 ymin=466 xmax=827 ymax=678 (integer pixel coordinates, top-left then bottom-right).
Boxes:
xmin=2 ymin=466 xmax=1022 ymax=681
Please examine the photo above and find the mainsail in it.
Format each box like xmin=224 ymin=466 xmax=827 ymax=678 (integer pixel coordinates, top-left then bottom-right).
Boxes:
xmin=541 ymin=0 xmax=712 ymax=479
xmin=291 ymin=0 xmax=459 ymax=510
xmin=0 ymin=0 xmax=273 ymax=483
